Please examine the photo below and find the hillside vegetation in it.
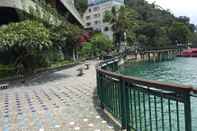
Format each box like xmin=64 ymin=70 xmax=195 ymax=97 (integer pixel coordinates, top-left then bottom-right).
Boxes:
xmin=76 ymin=0 xmax=196 ymax=49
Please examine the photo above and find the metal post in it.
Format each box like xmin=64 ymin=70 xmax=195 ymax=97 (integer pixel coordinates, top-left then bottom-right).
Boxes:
xmin=184 ymin=92 xmax=192 ymax=131
xmin=125 ymin=85 xmax=131 ymax=131
xmin=148 ymin=53 xmax=151 ymax=62
xmin=120 ymin=79 xmax=127 ymax=129
xmin=99 ymin=73 xmax=104 ymax=109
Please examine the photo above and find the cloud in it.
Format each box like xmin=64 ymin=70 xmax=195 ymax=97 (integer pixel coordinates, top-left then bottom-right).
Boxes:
xmin=146 ymin=0 xmax=197 ymax=24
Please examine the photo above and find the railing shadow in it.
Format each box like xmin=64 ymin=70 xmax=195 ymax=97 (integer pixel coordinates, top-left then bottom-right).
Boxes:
xmin=2 ymin=63 xmax=78 ymax=88
xmin=92 ymin=88 xmax=121 ymax=131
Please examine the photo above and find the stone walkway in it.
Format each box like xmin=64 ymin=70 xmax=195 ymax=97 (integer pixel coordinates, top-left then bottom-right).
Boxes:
xmin=0 ymin=61 xmax=120 ymax=131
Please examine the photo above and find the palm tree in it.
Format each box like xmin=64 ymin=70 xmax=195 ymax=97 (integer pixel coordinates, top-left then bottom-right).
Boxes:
xmin=104 ymin=6 xmax=137 ymax=52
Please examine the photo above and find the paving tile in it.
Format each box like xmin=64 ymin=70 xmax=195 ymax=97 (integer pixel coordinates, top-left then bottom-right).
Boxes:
xmin=0 ymin=61 xmax=120 ymax=131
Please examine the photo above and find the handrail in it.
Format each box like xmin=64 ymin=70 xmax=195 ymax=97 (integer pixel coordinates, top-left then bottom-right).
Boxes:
xmin=96 ymin=53 xmax=197 ymax=131
xmin=143 ymin=49 xmax=177 ymax=53
xmin=97 ymin=57 xmax=197 ymax=94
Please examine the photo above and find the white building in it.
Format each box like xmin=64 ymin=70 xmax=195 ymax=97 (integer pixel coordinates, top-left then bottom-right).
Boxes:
xmin=83 ymin=0 xmax=124 ymax=40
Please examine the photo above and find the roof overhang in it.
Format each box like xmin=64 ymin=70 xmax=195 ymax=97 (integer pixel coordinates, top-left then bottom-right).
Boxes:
xmin=60 ymin=0 xmax=85 ymax=27
xmin=0 ymin=0 xmax=85 ymax=27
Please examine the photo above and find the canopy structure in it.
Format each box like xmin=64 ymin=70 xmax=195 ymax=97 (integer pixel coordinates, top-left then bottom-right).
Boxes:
xmin=61 ymin=0 xmax=85 ymax=26
xmin=0 ymin=0 xmax=84 ymax=26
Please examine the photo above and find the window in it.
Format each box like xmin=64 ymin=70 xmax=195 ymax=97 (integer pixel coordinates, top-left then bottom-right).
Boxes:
xmin=86 ymin=22 xmax=91 ymax=26
xmin=86 ymin=16 xmax=91 ymax=20
xmin=104 ymin=26 xmax=109 ymax=31
xmin=94 ymin=21 xmax=101 ymax=25
xmin=93 ymin=7 xmax=100 ymax=11
xmin=95 ymin=28 xmax=102 ymax=32
xmin=94 ymin=13 xmax=100 ymax=18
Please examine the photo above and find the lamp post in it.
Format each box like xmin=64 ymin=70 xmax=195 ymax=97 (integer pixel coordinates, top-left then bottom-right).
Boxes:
xmin=176 ymin=41 xmax=183 ymax=56
xmin=188 ymin=42 xmax=192 ymax=49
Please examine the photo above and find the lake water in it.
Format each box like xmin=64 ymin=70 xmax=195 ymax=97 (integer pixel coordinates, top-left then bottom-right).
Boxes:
xmin=120 ymin=58 xmax=197 ymax=87
xmin=119 ymin=57 xmax=197 ymax=130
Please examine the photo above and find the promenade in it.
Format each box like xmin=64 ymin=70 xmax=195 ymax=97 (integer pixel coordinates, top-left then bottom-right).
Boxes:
xmin=0 ymin=61 xmax=119 ymax=131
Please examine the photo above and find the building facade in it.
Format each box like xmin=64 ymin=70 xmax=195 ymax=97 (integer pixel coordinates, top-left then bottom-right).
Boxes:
xmin=0 ymin=0 xmax=84 ymax=26
xmin=83 ymin=0 xmax=124 ymax=40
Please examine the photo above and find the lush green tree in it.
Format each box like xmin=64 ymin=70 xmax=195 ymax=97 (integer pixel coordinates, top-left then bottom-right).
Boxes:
xmin=135 ymin=22 xmax=169 ymax=49
xmin=176 ymin=16 xmax=196 ymax=32
xmin=51 ymin=23 xmax=83 ymax=61
xmin=80 ymin=42 xmax=93 ymax=58
xmin=90 ymin=33 xmax=113 ymax=56
xmin=50 ymin=24 xmax=68 ymax=58
xmin=80 ymin=33 xmax=113 ymax=58
xmin=0 ymin=20 xmax=52 ymax=73
xmin=104 ymin=6 xmax=138 ymax=50
xmin=125 ymin=0 xmax=175 ymax=25
xmin=168 ymin=22 xmax=192 ymax=45
xmin=137 ymin=34 xmax=149 ymax=50
xmin=126 ymin=30 xmax=137 ymax=46
xmin=191 ymin=32 xmax=197 ymax=47
xmin=125 ymin=0 xmax=195 ymax=50
xmin=65 ymin=23 xmax=83 ymax=61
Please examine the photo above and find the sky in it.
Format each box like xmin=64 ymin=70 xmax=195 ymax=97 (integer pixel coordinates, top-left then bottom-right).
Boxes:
xmin=146 ymin=0 xmax=197 ymax=25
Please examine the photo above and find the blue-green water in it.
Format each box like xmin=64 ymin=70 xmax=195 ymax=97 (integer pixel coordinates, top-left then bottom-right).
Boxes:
xmin=119 ymin=57 xmax=197 ymax=130
xmin=120 ymin=58 xmax=197 ymax=87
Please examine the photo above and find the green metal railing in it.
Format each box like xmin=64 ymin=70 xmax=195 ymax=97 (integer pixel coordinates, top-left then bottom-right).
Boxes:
xmin=96 ymin=57 xmax=197 ymax=131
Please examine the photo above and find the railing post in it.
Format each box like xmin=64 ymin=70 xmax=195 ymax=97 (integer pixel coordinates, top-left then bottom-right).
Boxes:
xmin=120 ymin=79 xmax=128 ymax=130
xmin=115 ymin=61 xmax=119 ymax=71
xmin=125 ymin=84 xmax=131 ymax=131
xmin=97 ymin=71 xmax=104 ymax=109
xmin=96 ymin=70 xmax=100 ymax=98
xmin=184 ymin=92 xmax=192 ymax=131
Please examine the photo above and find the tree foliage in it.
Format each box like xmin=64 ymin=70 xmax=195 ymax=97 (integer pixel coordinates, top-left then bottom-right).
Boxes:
xmin=0 ymin=20 xmax=52 ymax=73
xmin=168 ymin=22 xmax=192 ymax=45
xmin=124 ymin=0 xmax=195 ymax=49
xmin=191 ymin=32 xmax=197 ymax=47
xmin=75 ymin=0 xmax=195 ymax=50
xmin=104 ymin=6 xmax=138 ymax=49
xmin=80 ymin=33 xmax=113 ymax=58
xmin=51 ymin=22 xmax=83 ymax=61
xmin=80 ymin=42 xmax=93 ymax=58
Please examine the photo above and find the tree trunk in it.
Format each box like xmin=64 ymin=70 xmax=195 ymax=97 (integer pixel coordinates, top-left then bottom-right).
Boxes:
xmin=72 ymin=48 xmax=76 ymax=61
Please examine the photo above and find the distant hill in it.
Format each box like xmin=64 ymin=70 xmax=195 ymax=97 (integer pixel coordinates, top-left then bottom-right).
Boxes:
xmin=75 ymin=0 xmax=195 ymax=48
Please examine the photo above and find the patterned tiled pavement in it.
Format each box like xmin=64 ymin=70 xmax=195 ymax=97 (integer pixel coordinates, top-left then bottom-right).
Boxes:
xmin=0 ymin=61 xmax=120 ymax=131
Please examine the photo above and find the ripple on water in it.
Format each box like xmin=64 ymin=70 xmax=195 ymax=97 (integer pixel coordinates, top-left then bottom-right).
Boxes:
xmin=120 ymin=58 xmax=197 ymax=87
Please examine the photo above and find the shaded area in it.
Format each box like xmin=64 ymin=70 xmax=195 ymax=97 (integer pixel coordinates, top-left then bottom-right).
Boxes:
xmin=7 ymin=63 xmax=78 ymax=87
xmin=0 ymin=7 xmax=19 ymax=25
xmin=92 ymin=89 xmax=121 ymax=131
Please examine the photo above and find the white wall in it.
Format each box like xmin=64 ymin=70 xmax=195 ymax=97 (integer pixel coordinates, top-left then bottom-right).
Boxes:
xmin=83 ymin=0 xmax=124 ymax=40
